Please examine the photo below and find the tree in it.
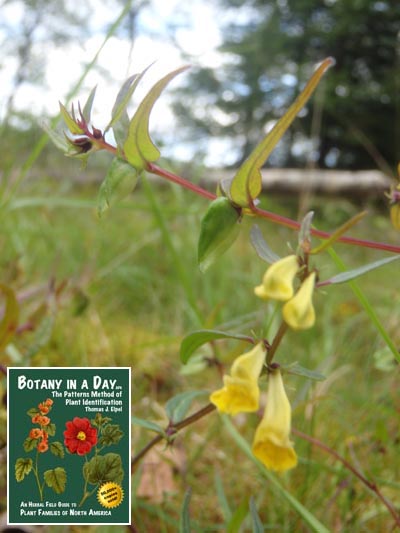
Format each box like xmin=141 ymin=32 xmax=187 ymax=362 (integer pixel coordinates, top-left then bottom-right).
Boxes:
xmin=172 ymin=0 xmax=400 ymax=172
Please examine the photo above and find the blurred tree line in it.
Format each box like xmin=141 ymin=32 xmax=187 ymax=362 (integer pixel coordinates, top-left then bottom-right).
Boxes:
xmin=173 ymin=0 xmax=400 ymax=173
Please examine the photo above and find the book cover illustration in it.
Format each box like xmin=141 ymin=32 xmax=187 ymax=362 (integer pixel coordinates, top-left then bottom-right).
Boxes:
xmin=7 ymin=367 xmax=131 ymax=525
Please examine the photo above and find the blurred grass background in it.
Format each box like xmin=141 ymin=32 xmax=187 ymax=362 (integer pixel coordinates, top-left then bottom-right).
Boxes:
xmin=1 ymin=159 xmax=399 ymax=530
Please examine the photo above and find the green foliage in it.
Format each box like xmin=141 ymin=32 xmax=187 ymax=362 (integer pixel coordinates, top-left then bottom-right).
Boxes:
xmin=180 ymin=329 xmax=254 ymax=364
xmin=50 ymin=441 xmax=65 ymax=458
xmin=198 ymin=197 xmax=242 ymax=271
xmin=123 ymin=66 xmax=189 ymax=170
xmin=44 ymin=467 xmax=67 ymax=494
xmin=0 ymin=283 xmax=19 ymax=352
xmin=98 ymin=157 xmax=139 ymax=217
xmin=83 ymin=453 xmax=124 ymax=485
xmin=165 ymin=390 xmax=209 ymax=424
xmin=15 ymin=458 xmax=33 ymax=482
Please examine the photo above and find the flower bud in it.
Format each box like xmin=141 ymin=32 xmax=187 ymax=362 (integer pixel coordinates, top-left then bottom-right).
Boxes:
xmin=282 ymin=272 xmax=316 ymax=330
xmin=254 ymin=255 xmax=299 ymax=301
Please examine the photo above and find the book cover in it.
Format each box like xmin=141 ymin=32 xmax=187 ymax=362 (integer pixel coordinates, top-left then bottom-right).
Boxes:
xmin=7 ymin=367 xmax=131 ymax=525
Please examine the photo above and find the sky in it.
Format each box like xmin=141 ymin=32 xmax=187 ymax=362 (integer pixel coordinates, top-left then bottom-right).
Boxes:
xmin=0 ymin=0 xmax=230 ymax=162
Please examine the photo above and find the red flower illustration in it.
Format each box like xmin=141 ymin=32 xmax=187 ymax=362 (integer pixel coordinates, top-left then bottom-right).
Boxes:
xmin=64 ymin=417 xmax=98 ymax=456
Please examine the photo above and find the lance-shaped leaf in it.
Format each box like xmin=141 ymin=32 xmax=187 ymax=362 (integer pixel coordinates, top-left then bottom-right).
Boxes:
xmin=82 ymin=85 xmax=97 ymax=123
xmin=44 ymin=467 xmax=67 ymax=494
xmin=180 ymin=329 xmax=254 ymax=364
xmin=0 ymin=283 xmax=19 ymax=352
xmin=250 ymin=225 xmax=280 ymax=264
xmin=310 ymin=211 xmax=367 ymax=255
xmin=230 ymin=58 xmax=334 ymax=207
xmin=41 ymin=121 xmax=71 ymax=152
xmin=131 ymin=416 xmax=166 ymax=436
xmin=198 ymin=197 xmax=241 ymax=272
xmin=165 ymin=390 xmax=209 ymax=424
xmin=250 ymin=496 xmax=264 ymax=533
xmin=106 ymin=67 xmax=151 ymax=136
xmin=59 ymin=102 xmax=84 ymax=134
xmin=124 ymin=66 xmax=189 ymax=170
xmin=97 ymin=157 xmax=139 ymax=217
xmin=283 ymin=363 xmax=326 ymax=381
xmin=320 ymin=255 xmax=400 ymax=286
xmin=179 ymin=488 xmax=192 ymax=533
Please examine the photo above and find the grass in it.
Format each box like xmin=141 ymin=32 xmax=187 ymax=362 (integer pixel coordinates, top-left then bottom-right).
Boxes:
xmin=1 ymin=161 xmax=400 ymax=531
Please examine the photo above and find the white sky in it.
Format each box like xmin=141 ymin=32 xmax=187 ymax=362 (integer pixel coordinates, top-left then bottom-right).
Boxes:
xmin=0 ymin=0 xmax=230 ymax=163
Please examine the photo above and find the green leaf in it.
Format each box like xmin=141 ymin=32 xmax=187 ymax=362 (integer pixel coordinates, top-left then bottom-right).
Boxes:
xmin=123 ymin=66 xmax=189 ymax=170
xmin=298 ymin=211 xmax=314 ymax=247
xmin=250 ymin=225 xmax=280 ymax=264
xmin=59 ymin=102 xmax=84 ymax=134
xmin=180 ymin=329 xmax=253 ymax=364
xmin=82 ymin=86 xmax=97 ymax=123
xmin=97 ymin=157 xmax=139 ymax=216
xmin=179 ymin=488 xmax=192 ymax=533
xmin=50 ymin=441 xmax=65 ymax=458
xmin=46 ymin=423 xmax=56 ymax=437
xmin=230 ymin=58 xmax=334 ymax=207
xmin=0 ymin=283 xmax=19 ymax=352
xmin=165 ymin=390 xmax=209 ymax=424
xmin=27 ymin=407 xmax=39 ymax=418
xmin=284 ymin=363 xmax=326 ymax=381
xmin=249 ymin=497 xmax=264 ymax=533
xmin=227 ymin=499 xmax=248 ymax=533
xmin=84 ymin=453 xmax=124 ymax=485
xmin=15 ymin=458 xmax=33 ymax=482
xmin=323 ymin=255 xmax=400 ymax=286
xmin=44 ymin=467 xmax=67 ymax=494
xmin=311 ymin=211 xmax=367 ymax=255
xmin=92 ymin=412 xmax=112 ymax=428
xmin=198 ymin=197 xmax=241 ymax=272
xmin=98 ymin=424 xmax=124 ymax=446
xmin=106 ymin=68 xmax=150 ymax=133
xmin=23 ymin=437 xmax=38 ymax=452
xmin=41 ymin=120 xmax=71 ymax=152
xmin=131 ymin=416 xmax=165 ymax=436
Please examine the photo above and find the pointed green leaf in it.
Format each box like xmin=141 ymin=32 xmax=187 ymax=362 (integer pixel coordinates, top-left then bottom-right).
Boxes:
xmin=250 ymin=497 xmax=264 ymax=533
xmin=15 ymin=458 xmax=33 ymax=482
xmin=41 ymin=121 xmax=71 ymax=152
xmin=250 ymin=225 xmax=280 ymax=264
xmin=59 ymin=102 xmax=84 ymax=134
xmin=179 ymin=488 xmax=192 ymax=533
xmin=311 ymin=211 xmax=367 ymax=254
xmin=298 ymin=211 xmax=314 ymax=247
xmin=284 ymin=363 xmax=326 ymax=381
xmin=131 ymin=416 xmax=165 ymax=436
xmin=123 ymin=66 xmax=189 ymax=170
xmin=322 ymin=255 xmax=400 ymax=286
xmin=98 ymin=157 xmax=139 ymax=216
xmin=50 ymin=441 xmax=65 ymax=458
xmin=82 ymin=86 xmax=97 ymax=123
xmin=198 ymin=197 xmax=241 ymax=272
xmin=106 ymin=68 xmax=150 ymax=133
xmin=165 ymin=390 xmax=209 ymax=424
xmin=180 ymin=329 xmax=253 ymax=364
xmin=230 ymin=58 xmax=334 ymax=207
xmin=0 ymin=283 xmax=19 ymax=352
xmin=23 ymin=437 xmax=38 ymax=453
xmin=227 ymin=499 xmax=249 ymax=531
xmin=44 ymin=467 xmax=67 ymax=494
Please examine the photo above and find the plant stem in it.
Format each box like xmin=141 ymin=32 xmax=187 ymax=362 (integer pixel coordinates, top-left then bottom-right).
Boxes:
xmin=132 ymin=403 xmax=216 ymax=469
xmin=267 ymin=321 xmax=288 ymax=365
xmin=293 ymin=428 xmax=400 ymax=528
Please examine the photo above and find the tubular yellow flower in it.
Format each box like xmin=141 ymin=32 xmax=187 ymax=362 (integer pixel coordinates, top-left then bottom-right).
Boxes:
xmin=252 ymin=370 xmax=297 ymax=472
xmin=390 ymin=202 xmax=400 ymax=231
xmin=282 ymin=272 xmax=316 ymax=330
xmin=254 ymin=255 xmax=299 ymax=301
xmin=210 ymin=343 xmax=266 ymax=415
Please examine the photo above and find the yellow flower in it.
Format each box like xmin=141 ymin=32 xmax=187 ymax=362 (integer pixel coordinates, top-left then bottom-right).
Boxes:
xmin=390 ymin=201 xmax=400 ymax=231
xmin=282 ymin=272 xmax=316 ymax=330
xmin=210 ymin=343 xmax=266 ymax=415
xmin=254 ymin=255 xmax=299 ymax=301
xmin=252 ymin=370 xmax=297 ymax=472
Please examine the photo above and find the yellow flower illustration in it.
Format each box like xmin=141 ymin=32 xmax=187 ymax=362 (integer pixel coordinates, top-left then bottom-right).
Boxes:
xmin=210 ymin=343 xmax=266 ymax=415
xmin=252 ymin=369 xmax=297 ymax=472
xmin=254 ymin=255 xmax=299 ymax=301
xmin=282 ymin=272 xmax=316 ymax=330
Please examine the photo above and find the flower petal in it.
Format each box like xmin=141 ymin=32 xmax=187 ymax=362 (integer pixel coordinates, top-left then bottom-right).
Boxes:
xmin=254 ymin=255 xmax=299 ymax=301
xmin=282 ymin=272 xmax=316 ymax=330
